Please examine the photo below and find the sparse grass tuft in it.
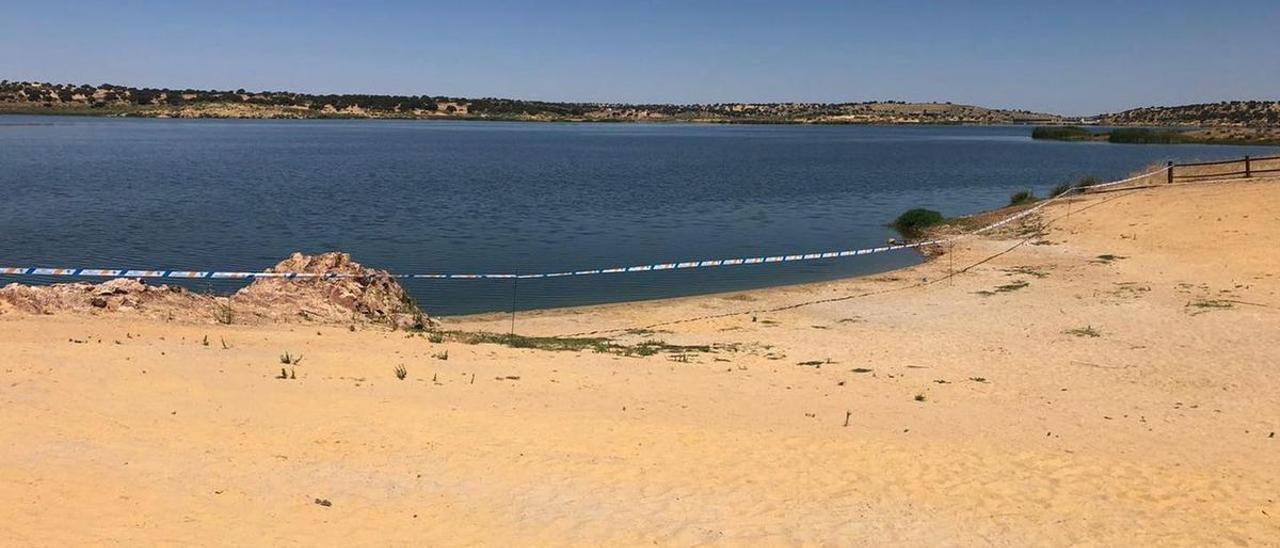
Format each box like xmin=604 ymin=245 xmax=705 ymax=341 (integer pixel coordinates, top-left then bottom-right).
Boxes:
xmin=1186 ymin=298 xmax=1234 ymax=314
xmin=975 ymin=280 xmax=1030 ymax=296
xmin=458 ymin=331 xmax=614 ymax=352
xmin=914 ymin=393 xmax=927 ymax=402
xmin=1093 ymin=254 xmax=1127 ymax=263
xmin=1051 ymin=175 xmax=1100 ymax=196
xmin=432 ymin=330 xmax=712 ymax=358
xmin=1009 ymin=190 xmax=1038 ymax=206
xmin=214 ymin=302 xmax=233 ymax=325
xmin=1002 ymin=266 xmax=1048 ymax=278
xmin=1064 ymin=325 xmax=1101 ymax=338
xmin=394 ymin=365 xmax=407 ymax=380
xmin=280 ymin=352 xmax=302 ymax=365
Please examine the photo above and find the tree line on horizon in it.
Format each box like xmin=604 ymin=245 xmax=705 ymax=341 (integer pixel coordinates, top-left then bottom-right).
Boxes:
xmin=0 ymin=80 xmax=1063 ymax=121
xmin=3 ymin=80 xmax=1276 ymax=125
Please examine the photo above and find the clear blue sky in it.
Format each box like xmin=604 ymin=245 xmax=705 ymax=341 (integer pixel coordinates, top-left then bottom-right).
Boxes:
xmin=2 ymin=0 xmax=1277 ymax=114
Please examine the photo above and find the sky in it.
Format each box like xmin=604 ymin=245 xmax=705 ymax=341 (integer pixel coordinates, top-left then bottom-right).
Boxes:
xmin=1 ymin=0 xmax=1277 ymax=115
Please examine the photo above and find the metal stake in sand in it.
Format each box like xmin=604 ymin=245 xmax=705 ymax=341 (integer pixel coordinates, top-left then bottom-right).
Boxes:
xmin=509 ymin=274 xmax=519 ymax=336
xmin=1066 ymin=188 xmax=1072 ymax=221
xmin=948 ymin=240 xmax=954 ymax=286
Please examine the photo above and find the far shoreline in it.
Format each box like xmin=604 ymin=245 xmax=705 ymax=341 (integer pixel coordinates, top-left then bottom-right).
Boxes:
xmin=6 ymin=110 xmax=1279 ymax=147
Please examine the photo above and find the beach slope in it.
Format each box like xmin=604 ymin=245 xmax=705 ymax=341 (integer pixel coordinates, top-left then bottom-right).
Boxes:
xmin=2 ymin=179 xmax=1278 ymax=546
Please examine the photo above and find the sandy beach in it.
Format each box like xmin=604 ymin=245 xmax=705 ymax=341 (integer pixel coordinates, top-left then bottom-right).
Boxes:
xmin=2 ymin=178 xmax=1278 ymax=546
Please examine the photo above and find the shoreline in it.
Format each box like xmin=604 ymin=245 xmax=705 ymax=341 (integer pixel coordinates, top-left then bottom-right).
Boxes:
xmin=9 ymin=111 xmax=1280 ymax=149
xmin=0 ymin=195 xmax=1059 ymax=324
xmin=0 ymin=175 xmax=1175 ymax=324
xmin=440 ymin=195 xmax=1076 ymax=332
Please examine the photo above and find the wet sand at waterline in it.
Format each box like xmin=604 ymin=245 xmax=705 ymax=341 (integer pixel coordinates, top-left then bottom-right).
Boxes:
xmin=2 ymin=179 xmax=1278 ymax=546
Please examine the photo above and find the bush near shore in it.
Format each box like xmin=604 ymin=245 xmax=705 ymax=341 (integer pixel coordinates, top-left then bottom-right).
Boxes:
xmin=891 ymin=208 xmax=945 ymax=236
xmin=1031 ymin=126 xmax=1099 ymax=141
xmin=1105 ymin=128 xmax=1188 ymax=144
xmin=1033 ymin=126 xmax=1193 ymax=144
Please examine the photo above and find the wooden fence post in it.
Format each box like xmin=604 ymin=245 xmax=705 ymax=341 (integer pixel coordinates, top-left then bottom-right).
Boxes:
xmin=1244 ymin=155 xmax=1251 ymax=178
xmin=1167 ymin=161 xmax=1174 ymax=184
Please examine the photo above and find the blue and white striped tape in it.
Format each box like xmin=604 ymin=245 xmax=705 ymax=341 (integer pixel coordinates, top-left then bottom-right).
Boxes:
xmin=0 ymin=167 xmax=1167 ymax=282
xmin=0 ymin=239 xmax=948 ymax=281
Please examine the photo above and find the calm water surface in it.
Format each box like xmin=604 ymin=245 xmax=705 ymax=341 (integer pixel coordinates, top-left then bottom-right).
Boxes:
xmin=1 ymin=116 xmax=1275 ymax=315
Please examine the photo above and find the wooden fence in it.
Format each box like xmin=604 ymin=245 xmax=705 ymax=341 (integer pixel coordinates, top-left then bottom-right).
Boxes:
xmin=1168 ymin=154 xmax=1280 ymax=183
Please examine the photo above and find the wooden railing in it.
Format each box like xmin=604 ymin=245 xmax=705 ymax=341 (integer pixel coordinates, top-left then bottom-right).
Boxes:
xmin=1168 ymin=154 xmax=1280 ymax=183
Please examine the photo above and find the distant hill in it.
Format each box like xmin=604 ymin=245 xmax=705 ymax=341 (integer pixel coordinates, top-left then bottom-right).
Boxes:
xmin=0 ymin=80 xmax=1061 ymax=124
xmin=1099 ymin=101 xmax=1280 ymax=127
xmin=7 ymin=80 xmax=1277 ymax=130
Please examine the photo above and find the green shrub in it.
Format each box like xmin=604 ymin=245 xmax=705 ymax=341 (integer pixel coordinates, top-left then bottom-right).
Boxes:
xmin=1075 ymin=176 xmax=1100 ymax=188
xmin=891 ymin=208 xmax=945 ymax=235
xmin=1009 ymin=190 xmax=1037 ymax=206
xmin=1031 ymin=126 xmax=1097 ymax=141
xmin=1107 ymin=128 xmax=1187 ymax=144
xmin=1049 ymin=183 xmax=1073 ymax=197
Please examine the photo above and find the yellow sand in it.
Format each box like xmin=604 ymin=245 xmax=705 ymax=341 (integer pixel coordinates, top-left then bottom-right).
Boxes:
xmin=2 ymin=179 xmax=1278 ymax=546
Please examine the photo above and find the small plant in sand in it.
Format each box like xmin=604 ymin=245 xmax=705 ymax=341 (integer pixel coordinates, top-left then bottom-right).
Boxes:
xmin=1093 ymin=254 xmax=1126 ymax=264
xmin=394 ymin=365 xmax=408 ymax=380
xmin=1064 ymin=325 xmax=1101 ymax=338
xmin=1047 ymin=175 xmax=1101 ymax=197
xmin=632 ymin=340 xmax=665 ymax=357
xmin=277 ymin=367 xmax=295 ymax=380
xmin=214 ymin=302 xmax=233 ymax=325
xmin=432 ymin=350 xmax=448 ymax=361
xmin=1186 ymin=298 xmax=1234 ymax=314
xmin=975 ymin=280 xmax=1030 ymax=296
xmin=1002 ymin=265 xmax=1049 ymax=278
xmin=914 ymin=393 xmax=927 ymax=402
xmin=280 ymin=352 xmax=302 ymax=365
xmin=427 ymin=331 xmax=445 ymax=344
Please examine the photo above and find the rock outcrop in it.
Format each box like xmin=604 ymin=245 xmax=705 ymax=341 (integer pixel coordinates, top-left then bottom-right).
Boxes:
xmin=0 ymin=278 xmax=205 ymax=316
xmin=0 ymin=252 xmax=431 ymax=329
xmin=231 ymin=252 xmax=428 ymax=329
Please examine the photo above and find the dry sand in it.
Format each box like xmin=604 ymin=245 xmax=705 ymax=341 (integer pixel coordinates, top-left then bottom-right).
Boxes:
xmin=2 ymin=179 xmax=1279 ymax=546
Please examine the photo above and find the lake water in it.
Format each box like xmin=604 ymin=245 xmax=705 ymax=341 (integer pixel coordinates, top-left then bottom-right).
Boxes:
xmin=1 ymin=115 xmax=1275 ymax=315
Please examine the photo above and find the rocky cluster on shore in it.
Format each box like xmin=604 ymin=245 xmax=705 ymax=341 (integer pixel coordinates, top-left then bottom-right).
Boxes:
xmin=0 ymin=252 xmax=430 ymax=329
